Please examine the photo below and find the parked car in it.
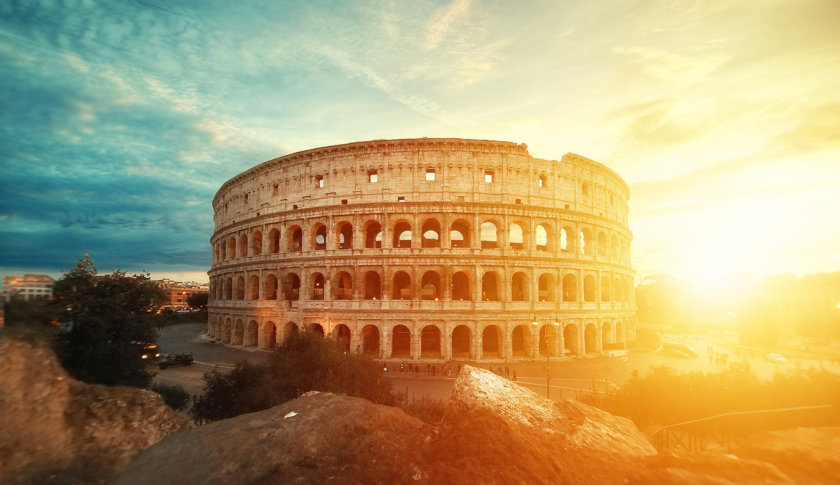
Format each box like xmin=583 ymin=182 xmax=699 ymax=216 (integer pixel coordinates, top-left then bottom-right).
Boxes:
xmin=662 ymin=341 xmax=698 ymax=358
xmin=766 ymin=353 xmax=788 ymax=364
xmin=157 ymin=352 xmax=194 ymax=369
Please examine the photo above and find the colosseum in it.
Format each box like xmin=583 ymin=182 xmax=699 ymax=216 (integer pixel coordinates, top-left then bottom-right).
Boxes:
xmin=207 ymin=138 xmax=635 ymax=362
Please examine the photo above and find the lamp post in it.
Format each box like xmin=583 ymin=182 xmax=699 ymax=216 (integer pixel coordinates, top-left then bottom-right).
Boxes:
xmin=532 ymin=319 xmax=561 ymax=399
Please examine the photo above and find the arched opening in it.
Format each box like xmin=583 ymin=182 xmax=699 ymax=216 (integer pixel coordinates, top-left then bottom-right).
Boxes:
xmin=285 ymin=322 xmax=300 ymax=342
xmin=451 ymin=325 xmax=471 ymax=358
xmin=333 ymin=271 xmax=353 ymax=300
xmin=310 ymin=323 xmax=325 ymax=338
xmin=285 ymin=273 xmax=300 ymax=301
xmin=233 ymin=319 xmax=244 ymax=345
xmin=509 ymin=222 xmax=525 ymax=250
xmin=312 ymin=224 xmax=327 ymax=251
xmin=481 ymin=271 xmax=500 ymax=301
xmin=391 ymin=324 xmax=411 ymax=358
xmin=564 ymin=325 xmax=578 ymax=356
xmin=252 ymin=231 xmax=262 ymax=255
xmin=421 ymin=325 xmax=441 ymax=358
xmin=264 ymin=322 xmax=277 ymax=349
xmin=228 ymin=237 xmax=237 ymax=259
xmin=287 ymin=226 xmax=302 ymax=252
xmin=539 ymin=324 xmax=560 ymax=357
xmin=602 ymin=321 xmax=612 ymax=345
xmin=601 ymin=276 xmax=611 ymax=301
xmin=538 ymin=273 xmax=555 ymax=301
xmin=245 ymin=320 xmax=258 ymax=347
xmin=511 ymin=325 xmax=529 ymax=356
xmin=239 ymin=234 xmax=248 ymax=257
xmin=311 ymin=273 xmax=325 ymax=300
xmin=560 ymin=227 xmax=572 ymax=252
xmin=269 ymin=229 xmax=280 ymax=253
xmin=224 ymin=277 xmax=232 ymax=300
xmin=450 ymin=220 xmax=470 ymax=249
xmin=263 ymin=274 xmax=278 ymax=300
xmin=584 ymin=275 xmax=596 ymax=302
xmin=235 ymin=276 xmax=245 ymax=300
xmin=248 ymin=275 xmax=259 ymax=300
xmin=393 ymin=221 xmax=412 ymax=248
xmin=598 ymin=231 xmax=608 ymax=257
xmin=482 ymin=325 xmax=502 ymax=358
xmin=362 ymin=325 xmax=380 ymax=356
xmin=511 ymin=272 xmax=529 ymax=301
xmin=337 ymin=222 xmax=353 ymax=250
xmin=535 ymin=224 xmax=549 ymax=251
xmin=451 ymin=271 xmax=471 ymax=300
xmin=392 ymin=271 xmax=411 ymax=300
xmin=364 ymin=271 xmax=381 ymax=299
xmin=580 ymin=228 xmax=593 ymax=256
xmin=220 ymin=241 xmax=226 ymax=261
xmin=563 ymin=274 xmax=577 ymax=302
xmin=420 ymin=271 xmax=441 ymax=300
xmin=335 ymin=324 xmax=351 ymax=352
xmin=585 ymin=324 xmax=597 ymax=353
xmin=615 ymin=321 xmax=624 ymax=344
xmin=480 ymin=221 xmax=498 ymax=249
xmin=365 ymin=221 xmax=382 ymax=248
xmin=421 ymin=219 xmax=441 ymax=248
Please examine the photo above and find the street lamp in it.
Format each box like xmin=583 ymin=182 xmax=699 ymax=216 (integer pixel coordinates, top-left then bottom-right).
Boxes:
xmin=532 ymin=319 xmax=560 ymax=399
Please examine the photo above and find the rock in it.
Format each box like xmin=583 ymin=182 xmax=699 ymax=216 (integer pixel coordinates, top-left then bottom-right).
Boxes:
xmin=426 ymin=365 xmax=657 ymax=484
xmin=731 ymin=427 xmax=840 ymax=484
xmin=0 ymin=336 xmax=191 ymax=484
xmin=114 ymin=391 xmax=435 ymax=485
xmin=631 ymin=451 xmax=795 ymax=484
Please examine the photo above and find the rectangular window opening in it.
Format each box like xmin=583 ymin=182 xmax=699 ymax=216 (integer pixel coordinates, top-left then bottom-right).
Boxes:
xmin=425 ymin=169 xmax=436 ymax=181
xmin=484 ymin=171 xmax=494 ymax=183
xmin=397 ymin=196 xmax=406 ymax=202
xmin=341 ymin=199 xmax=348 ymax=205
xmin=316 ymin=175 xmax=324 ymax=188
xmin=369 ymin=171 xmax=378 ymax=183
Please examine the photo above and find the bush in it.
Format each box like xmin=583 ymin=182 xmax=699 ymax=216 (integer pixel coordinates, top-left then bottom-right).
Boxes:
xmin=191 ymin=332 xmax=393 ymax=422
xmin=397 ymin=396 xmax=448 ymax=424
xmin=151 ymin=383 xmax=191 ymax=411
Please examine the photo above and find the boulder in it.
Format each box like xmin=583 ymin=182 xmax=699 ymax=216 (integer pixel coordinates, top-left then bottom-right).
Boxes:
xmin=426 ymin=365 xmax=657 ymax=484
xmin=631 ymin=451 xmax=795 ymax=484
xmin=731 ymin=427 xmax=840 ymax=484
xmin=114 ymin=391 xmax=435 ymax=484
xmin=0 ymin=336 xmax=191 ymax=484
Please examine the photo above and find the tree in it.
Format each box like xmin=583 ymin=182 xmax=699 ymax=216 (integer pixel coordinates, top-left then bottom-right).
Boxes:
xmin=191 ymin=331 xmax=393 ymax=422
xmin=54 ymin=253 xmax=166 ymax=388
xmin=186 ymin=292 xmax=208 ymax=310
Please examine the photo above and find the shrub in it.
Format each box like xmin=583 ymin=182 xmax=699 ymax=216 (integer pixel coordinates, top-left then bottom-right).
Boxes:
xmin=191 ymin=331 xmax=393 ymax=422
xmin=151 ymin=383 xmax=191 ymax=411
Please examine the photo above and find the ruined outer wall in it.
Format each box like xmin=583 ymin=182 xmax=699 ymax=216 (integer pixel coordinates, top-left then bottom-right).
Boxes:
xmin=207 ymin=138 xmax=635 ymax=361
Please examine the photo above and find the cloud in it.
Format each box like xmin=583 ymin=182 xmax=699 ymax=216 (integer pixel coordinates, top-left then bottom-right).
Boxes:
xmin=425 ymin=0 xmax=472 ymax=51
xmin=613 ymin=45 xmax=731 ymax=86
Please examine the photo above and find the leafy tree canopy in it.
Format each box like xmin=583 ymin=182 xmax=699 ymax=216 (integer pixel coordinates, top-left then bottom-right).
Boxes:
xmin=54 ymin=253 xmax=166 ymax=388
xmin=187 ymin=292 xmax=208 ymax=309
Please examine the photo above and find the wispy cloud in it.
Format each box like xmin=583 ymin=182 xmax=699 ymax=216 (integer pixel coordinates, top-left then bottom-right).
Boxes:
xmin=425 ymin=0 xmax=472 ymax=51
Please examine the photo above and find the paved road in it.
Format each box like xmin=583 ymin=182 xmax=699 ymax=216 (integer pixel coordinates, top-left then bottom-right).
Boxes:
xmin=154 ymin=323 xmax=836 ymax=401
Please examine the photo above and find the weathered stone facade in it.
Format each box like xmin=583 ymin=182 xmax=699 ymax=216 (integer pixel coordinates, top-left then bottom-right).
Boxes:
xmin=207 ymin=138 xmax=635 ymax=361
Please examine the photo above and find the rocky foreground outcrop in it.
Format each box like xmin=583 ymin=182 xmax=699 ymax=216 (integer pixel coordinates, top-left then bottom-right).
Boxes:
xmin=0 ymin=336 xmax=191 ymax=484
xmin=4 ymin=338 xmax=835 ymax=484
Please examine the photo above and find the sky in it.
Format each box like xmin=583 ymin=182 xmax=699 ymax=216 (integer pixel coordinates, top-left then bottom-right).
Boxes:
xmin=1 ymin=0 xmax=839 ymax=288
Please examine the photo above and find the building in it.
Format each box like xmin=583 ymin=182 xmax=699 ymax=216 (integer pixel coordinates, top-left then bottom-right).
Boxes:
xmin=2 ymin=274 xmax=55 ymax=301
xmin=207 ymin=138 xmax=635 ymax=361
xmin=155 ymin=280 xmax=209 ymax=311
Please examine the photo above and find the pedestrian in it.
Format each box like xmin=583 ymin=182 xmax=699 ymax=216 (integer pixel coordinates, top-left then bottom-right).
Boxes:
xmin=400 ymin=362 xmax=405 ymax=373
xmin=512 ymin=369 xmax=517 ymax=381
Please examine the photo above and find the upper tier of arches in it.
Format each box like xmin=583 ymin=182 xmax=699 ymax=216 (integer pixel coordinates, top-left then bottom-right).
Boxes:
xmin=212 ymin=216 xmax=630 ymax=266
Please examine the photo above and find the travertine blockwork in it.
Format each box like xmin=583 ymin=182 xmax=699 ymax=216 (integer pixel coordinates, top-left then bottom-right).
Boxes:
xmin=207 ymin=138 xmax=635 ymax=361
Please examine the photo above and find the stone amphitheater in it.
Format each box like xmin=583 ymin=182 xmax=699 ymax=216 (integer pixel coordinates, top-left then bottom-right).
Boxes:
xmin=207 ymin=138 xmax=635 ymax=362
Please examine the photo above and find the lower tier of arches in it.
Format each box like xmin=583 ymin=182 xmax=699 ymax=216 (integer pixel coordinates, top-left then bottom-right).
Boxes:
xmin=206 ymin=309 xmax=635 ymax=361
